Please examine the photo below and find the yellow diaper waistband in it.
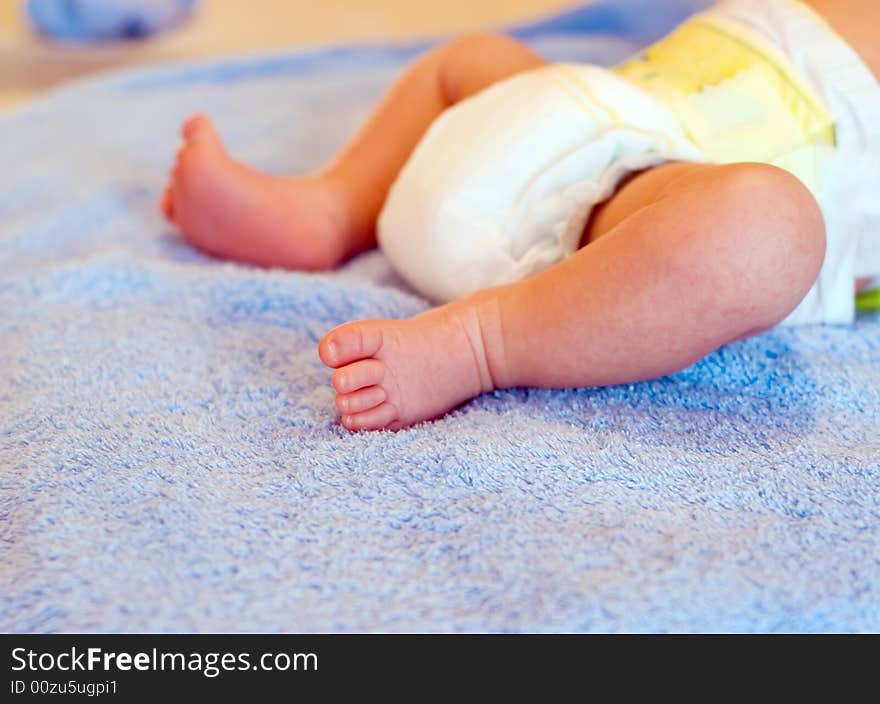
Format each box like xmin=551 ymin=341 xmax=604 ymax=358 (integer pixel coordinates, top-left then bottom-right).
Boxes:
xmin=614 ymin=11 xmax=835 ymax=192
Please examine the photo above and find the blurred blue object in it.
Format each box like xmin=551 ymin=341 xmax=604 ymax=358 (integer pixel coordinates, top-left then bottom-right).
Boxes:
xmin=27 ymin=0 xmax=199 ymax=41
xmin=509 ymin=0 xmax=713 ymax=40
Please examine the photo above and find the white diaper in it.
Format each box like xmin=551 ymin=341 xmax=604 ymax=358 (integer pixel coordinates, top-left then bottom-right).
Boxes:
xmin=378 ymin=0 xmax=880 ymax=325
xmin=377 ymin=64 xmax=705 ymax=304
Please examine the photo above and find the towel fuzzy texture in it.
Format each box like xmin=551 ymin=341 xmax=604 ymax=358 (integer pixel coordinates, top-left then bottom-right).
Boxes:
xmin=1 ymin=0 xmax=878 ymax=633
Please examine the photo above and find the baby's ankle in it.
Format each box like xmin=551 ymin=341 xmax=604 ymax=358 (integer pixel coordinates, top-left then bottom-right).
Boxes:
xmin=315 ymin=167 xmax=381 ymax=256
xmin=451 ymin=288 xmax=512 ymax=393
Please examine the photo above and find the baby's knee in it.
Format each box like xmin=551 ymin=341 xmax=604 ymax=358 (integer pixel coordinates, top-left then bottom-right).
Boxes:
xmin=674 ymin=162 xmax=827 ymax=327
xmin=441 ymin=30 xmax=515 ymax=58
xmin=725 ymin=162 xmax=824 ymax=242
xmin=438 ymin=31 xmax=541 ymax=104
xmin=727 ymin=162 xmax=825 ymax=285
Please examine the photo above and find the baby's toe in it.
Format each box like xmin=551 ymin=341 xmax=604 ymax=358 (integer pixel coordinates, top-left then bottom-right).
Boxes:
xmin=159 ymin=187 xmax=173 ymax=219
xmin=332 ymin=358 xmax=385 ymax=394
xmin=182 ymin=113 xmax=210 ymax=139
xmin=319 ymin=321 xmax=384 ymax=368
xmin=336 ymin=385 xmax=386 ymax=414
xmin=342 ymin=402 xmax=399 ymax=431
xmin=182 ymin=114 xmax=223 ymax=153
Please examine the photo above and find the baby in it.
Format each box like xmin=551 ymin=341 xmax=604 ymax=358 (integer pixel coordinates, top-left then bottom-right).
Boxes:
xmin=161 ymin=0 xmax=879 ymax=431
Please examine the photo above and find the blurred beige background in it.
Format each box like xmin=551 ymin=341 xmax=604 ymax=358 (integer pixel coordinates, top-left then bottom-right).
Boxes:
xmin=0 ymin=0 xmax=579 ymax=112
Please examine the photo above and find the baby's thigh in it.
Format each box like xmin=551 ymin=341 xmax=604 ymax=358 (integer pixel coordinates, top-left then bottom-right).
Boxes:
xmin=585 ymin=161 xmax=826 ymax=256
xmin=581 ymin=161 xmax=706 ymax=246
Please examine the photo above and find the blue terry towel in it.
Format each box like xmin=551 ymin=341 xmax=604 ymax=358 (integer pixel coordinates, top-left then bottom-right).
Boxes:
xmin=27 ymin=0 xmax=199 ymax=41
xmin=1 ymin=0 xmax=878 ymax=633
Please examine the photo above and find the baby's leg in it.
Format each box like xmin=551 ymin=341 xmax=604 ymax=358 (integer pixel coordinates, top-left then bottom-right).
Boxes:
xmin=161 ymin=33 xmax=544 ymax=269
xmin=319 ymin=162 xmax=826 ymax=430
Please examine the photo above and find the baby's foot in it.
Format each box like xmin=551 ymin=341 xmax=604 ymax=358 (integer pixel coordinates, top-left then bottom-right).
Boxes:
xmin=161 ymin=114 xmax=356 ymax=270
xmin=318 ymin=296 xmax=503 ymax=430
